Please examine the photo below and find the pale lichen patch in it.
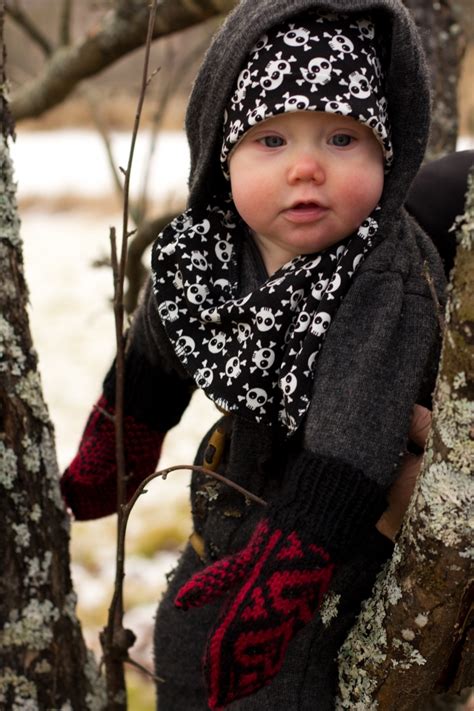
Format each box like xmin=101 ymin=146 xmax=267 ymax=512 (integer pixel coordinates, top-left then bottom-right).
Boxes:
xmin=0 ymin=669 xmax=37 ymax=711
xmin=12 ymin=523 xmax=31 ymax=549
xmin=0 ymin=442 xmax=17 ymax=489
xmin=34 ymin=658 xmax=52 ymax=674
xmin=25 ymin=552 xmax=52 ymax=588
xmin=401 ymin=628 xmax=415 ymax=641
xmin=0 ymin=599 xmax=59 ymax=650
xmin=392 ymin=638 xmax=426 ymax=670
xmin=29 ymin=504 xmax=41 ymax=523
xmin=21 ymin=434 xmax=41 ymax=474
xmin=0 ymin=315 xmax=26 ymax=374
xmin=418 ymin=461 xmax=472 ymax=548
xmin=414 ymin=613 xmax=428 ymax=628
xmin=320 ymin=592 xmax=341 ymax=627
xmin=15 ymin=371 xmax=50 ymax=423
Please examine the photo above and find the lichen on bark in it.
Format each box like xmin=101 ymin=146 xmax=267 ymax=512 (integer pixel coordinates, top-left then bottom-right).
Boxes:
xmin=337 ymin=171 xmax=474 ymax=709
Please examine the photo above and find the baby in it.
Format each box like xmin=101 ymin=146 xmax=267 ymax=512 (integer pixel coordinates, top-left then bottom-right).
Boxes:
xmin=62 ymin=2 xmax=446 ymax=709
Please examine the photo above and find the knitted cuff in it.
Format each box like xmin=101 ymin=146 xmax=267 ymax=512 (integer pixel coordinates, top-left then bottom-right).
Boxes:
xmin=103 ymin=343 xmax=193 ymax=430
xmin=268 ymin=450 xmax=387 ymax=560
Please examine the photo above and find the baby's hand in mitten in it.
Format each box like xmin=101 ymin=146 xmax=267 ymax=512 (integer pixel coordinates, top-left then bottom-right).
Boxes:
xmin=175 ymin=518 xmax=334 ymax=710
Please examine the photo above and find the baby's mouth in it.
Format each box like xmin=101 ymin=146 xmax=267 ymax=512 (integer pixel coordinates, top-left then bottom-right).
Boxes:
xmin=284 ymin=201 xmax=328 ymax=222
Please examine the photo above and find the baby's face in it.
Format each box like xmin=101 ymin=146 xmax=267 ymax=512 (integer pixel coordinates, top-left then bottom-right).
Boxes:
xmin=229 ymin=111 xmax=384 ymax=275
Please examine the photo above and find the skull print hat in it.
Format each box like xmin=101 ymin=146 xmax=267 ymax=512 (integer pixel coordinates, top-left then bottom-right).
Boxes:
xmin=220 ymin=10 xmax=393 ymax=173
xmin=151 ymin=5 xmax=428 ymax=433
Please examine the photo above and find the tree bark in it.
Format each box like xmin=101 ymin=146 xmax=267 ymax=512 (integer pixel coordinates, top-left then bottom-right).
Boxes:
xmin=0 ymin=6 xmax=105 ymax=708
xmin=404 ymin=0 xmax=466 ymax=161
xmin=337 ymin=172 xmax=474 ymax=710
xmin=10 ymin=0 xmax=238 ymax=122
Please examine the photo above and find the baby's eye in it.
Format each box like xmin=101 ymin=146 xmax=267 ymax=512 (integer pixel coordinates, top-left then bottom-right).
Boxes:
xmin=330 ymin=133 xmax=353 ymax=148
xmin=259 ymin=135 xmax=285 ymax=148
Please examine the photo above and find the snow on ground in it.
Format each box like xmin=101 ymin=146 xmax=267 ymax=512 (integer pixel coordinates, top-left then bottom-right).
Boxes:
xmin=11 ymin=129 xmax=190 ymax=203
xmin=16 ymin=129 xmax=218 ymax=681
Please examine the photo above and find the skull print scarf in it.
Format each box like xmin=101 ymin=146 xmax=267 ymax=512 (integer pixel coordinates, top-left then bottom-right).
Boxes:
xmin=152 ymin=10 xmax=390 ymax=434
xmin=152 ymin=201 xmax=380 ymax=434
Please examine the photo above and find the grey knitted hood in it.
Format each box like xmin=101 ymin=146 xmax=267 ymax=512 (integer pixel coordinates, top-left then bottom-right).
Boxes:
xmin=185 ymin=0 xmax=430 ymax=219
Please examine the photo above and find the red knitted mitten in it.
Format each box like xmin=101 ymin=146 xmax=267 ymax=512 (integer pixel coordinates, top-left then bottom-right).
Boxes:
xmin=175 ymin=517 xmax=334 ymax=710
xmin=61 ymin=395 xmax=163 ymax=520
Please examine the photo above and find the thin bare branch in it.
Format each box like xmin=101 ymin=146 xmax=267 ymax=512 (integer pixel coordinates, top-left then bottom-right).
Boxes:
xmin=5 ymin=0 xmax=52 ymax=56
xmin=102 ymin=4 xmax=160 ymax=707
xmin=125 ymin=656 xmax=164 ymax=683
xmin=11 ymin=0 xmax=238 ymax=121
xmin=59 ymin=0 xmax=73 ymax=46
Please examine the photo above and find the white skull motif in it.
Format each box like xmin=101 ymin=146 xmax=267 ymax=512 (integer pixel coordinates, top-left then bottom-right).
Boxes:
xmin=232 ymin=68 xmax=254 ymax=106
xmin=328 ymin=32 xmax=355 ymax=57
xmin=245 ymin=388 xmax=268 ymax=411
xmin=187 ymin=283 xmax=209 ymax=305
xmin=348 ymin=71 xmax=372 ymax=100
xmin=353 ymin=18 xmax=375 ymax=40
xmin=295 ymin=311 xmax=311 ymax=333
xmin=261 ymin=54 xmax=294 ymax=92
xmin=359 ymin=217 xmax=378 ymax=240
xmin=228 ymin=119 xmax=244 ymax=143
xmin=280 ymin=372 xmax=297 ymax=396
xmin=247 ymin=102 xmax=269 ymax=126
xmin=189 ymin=219 xmax=210 ymax=237
xmin=215 ymin=240 xmax=233 ymax=264
xmin=251 ymin=33 xmax=270 ymax=59
xmin=208 ymin=332 xmax=227 ymax=354
xmin=176 ymin=336 xmax=196 ymax=358
xmin=279 ymin=25 xmax=312 ymax=49
xmin=201 ymin=307 xmax=221 ymax=324
xmin=311 ymin=279 xmax=329 ymax=301
xmin=322 ymin=96 xmax=352 ymax=115
xmin=281 ymin=93 xmax=311 ymax=112
xmin=236 ymin=322 xmax=252 ymax=343
xmin=195 ymin=367 xmax=214 ymax=388
xmin=311 ymin=312 xmax=331 ymax=336
xmin=225 ymin=356 xmax=242 ymax=381
xmin=300 ymin=57 xmax=334 ymax=88
xmin=190 ymin=250 xmax=208 ymax=271
xmin=172 ymin=214 xmax=193 ymax=232
xmin=252 ymin=347 xmax=276 ymax=372
xmin=172 ymin=269 xmax=183 ymax=290
xmin=326 ymin=273 xmax=342 ymax=298
xmin=158 ymin=300 xmax=179 ymax=322
xmin=290 ymin=289 xmax=305 ymax=310
xmin=255 ymin=307 xmax=276 ymax=332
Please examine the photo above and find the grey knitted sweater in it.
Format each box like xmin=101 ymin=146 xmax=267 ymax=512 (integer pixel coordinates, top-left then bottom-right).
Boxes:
xmin=127 ymin=0 xmax=446 ymax=707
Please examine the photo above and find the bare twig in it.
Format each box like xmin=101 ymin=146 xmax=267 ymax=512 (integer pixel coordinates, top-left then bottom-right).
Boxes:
xmin=5 ymin=0 xmax=52 ymax=56
xmin=125 ymin=657 xmax=164 ymax=683
xmin=59 ymin=0 xmax=72 ymax=46
xmin=101 ymin=3 xmax=159 ymax=708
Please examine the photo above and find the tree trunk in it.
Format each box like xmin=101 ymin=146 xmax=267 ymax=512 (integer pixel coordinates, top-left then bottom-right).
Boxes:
xmin=337 ymin=172 xmax=474 ymax=710
xmin=0 ymin=6 xmax=105 ymax=708
xmin=404 ymin=0 xmax=466 ymax=161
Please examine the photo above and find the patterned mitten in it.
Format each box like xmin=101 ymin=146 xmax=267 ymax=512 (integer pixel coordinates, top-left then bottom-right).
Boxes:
xmin=174 ymin=451 xmax=387 ymax=710
xmin=61 ymin=394 xmax=164 ymax=520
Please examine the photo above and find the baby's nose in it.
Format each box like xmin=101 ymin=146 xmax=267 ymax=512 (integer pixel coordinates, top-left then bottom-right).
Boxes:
xmin=287 ymin=153 xmax=325 ymax=184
